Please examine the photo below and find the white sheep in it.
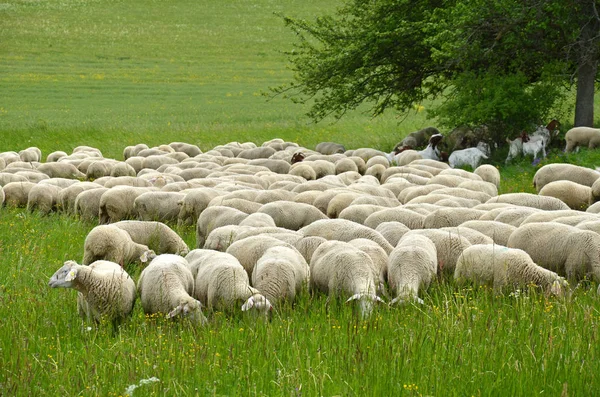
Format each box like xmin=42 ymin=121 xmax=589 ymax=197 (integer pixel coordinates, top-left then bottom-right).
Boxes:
xmin=455 ymin=244 xmax=568 ymax=295
xmin=195 ymin=205 xmax=249 ymax=248
xmin=309 ymin=240 xmax=384 ymax=318
xmin=364 ymin=207 xmax=426 ymax=230
xmin=192 ymin=252 xmax=273 ymax=315
xmin=448 ymin=142 xmax=490 ymax=170
xmin=137 ymin=254 xmax=207 ymax=325
xmin=533 ymin=163 xmax=600 ymax=192
xmin=37 ymin=162 xmax=86 ymax=179
xmin=538 ymin=180 xmax=592 ymax=210
xmin=74 ymin=187 xmax=109 ymax=221
xmin=458 ymin=220 xmax=517 ymax=246
xmin=112 ymin=220 xmax=189 ymax=256
xmin=473 ymin=164 xmax=501 ymax=188
xmin=26 ymin=183 xmax=63 ymax=214
xmin=315 ymin=142 xmax=346 ymax=155
xmin=48 ymin=260 xmax=136 ymax=324
xmin=57 ymin=182 xmax=103 ymax=215
xmin=388 ymin=234 xmax=437 ymax=305
xmin=492 ymin=207 xmax=542 ymax=227
xmin=19 ymin=147 xmax=42 ymax=163
xmin=133 ymin=191 xmax=187 ymax=222
xmin=83 ymin=224 xmax=156 ymax=266
xmin=226 ymin=234 xmax=296 ymax=279
xmin=375 ymin=221 xmax=411 ymax=247
xmin=486 ymin=193 xmax=570 ymax=211
xmin=251 ymin=245 xmax=310 ymax=305
xmin=564 ymin=126 xmax=600 ymax=152
xmin=257 ymin=200 xmax=328 ymax=230
xmin=507 ymin=222 xmax=600 ymax=282
xmin=203 ymin=225 xmax=254 ymax=251
xmin=168 ymin=142 xmax=202 ymax=157
xmin=99 ymin=186 xmax=157 ymax=224
xmin=176 ymin=187 xmax=221 ymax=226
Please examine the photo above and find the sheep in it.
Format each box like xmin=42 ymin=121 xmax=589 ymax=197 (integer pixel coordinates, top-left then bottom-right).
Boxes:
xmin=538 ymin=180 xmax=592 ymax=210
xmin=458 ymin=179 xmax=498 ymax=198
xmin=239 ymin=212 xmax=276 ymax=227
xmin=422 ymin=208 xmax=487 ymax=229
xmin=507 ymin=222 xmax=600 ymax=282
xmin=203 ymin=225 xmax=255 ymax=251
xmin=395 ymin=150 xmax=424 ymax=166
xmin=112 ymin=220 xmax=189 ymax=256
xmin=338 ymin=204 xmax=387 ymax=224
xmin=335 ymin=158 xmax=359 ymax=174
xmin=3 ymin=181 xmax=36 ymax=207
xmin=458 ymin=220 xmax=517 ymax=246
xmin=292 ymin=235 xmax=327 ymax=263
xmin=375 ymin=221 xmax=411 ymax=247
xmin=299 ymin=218 xmax=394 ymax=254
xmin=48 ymin=260 xmax=136 ymax=325
xmin=226 ymin=235 xmax=296 ymax=279
xmin=398 ymin=184 xmax=445 ymax=203
xmin=46 ymin=150 xmax=68 ymax=162
xmin=486 ymin=193 xmax=570 ymax=211
xmin=133 ymin=191 xmax=187 ymax=222
xmin=195 ymin=205 xmax=249 ymax=248
xmin=400 ymin=229 xmax=471 ymax=276
xmin=0 ymin=172 xmax=28 ymax=186
xmin=438 ymin=227 xmax=494 ymax=245
xmin=176 ymin=187 xmax=221 ymax=226
xmin=315 ymin=142 xmax=346 ymax=155
xmin=454 ymin=244 xmax=568 ymax=295
xmin=26 ymin=183 xmax=63 ymax=214
xmin=288 ymin=163 xmax=317 ymax=180
xmin=102 ymin=176 xmax=153 ymax=188
xmin=309 ymin=240 xmax=384 ymax=318
xmin=364 ymin=163 xmax=386 ymax=181
xmin=123 ymin=143 xmax=150 ymax=159
xmin=58 ymin=182 xmax=103 ymax=215
xmin=38 ymin=177 xmax=80 ymax=189
xmin=74 ymin=187 xmax=109 ymax=221
xmin=493 ymin=207 xmax=541 ymax=227
xmin=251 ymin=245 xmax=310 ymax=305
xmin=589 ymin=177 xmax=600 ymax=205
xmin=207 ymin=197 xmax=262 ymax=214
xmin=448 ymin=142 xmax=490 ymax=170
xmin=533 ymin=163 xmax=600 ymax=192
xmin=86 ymin=159 xmax=120 ymax=180
xmin=388 ymin=234 xmax=438 ymax=305
xmin=564 ymin=126 xmax=600 ymax=152
xmin=349 ymin=238 xmax=389 ymax=295
xmin=36 ymin=162 xmax=86 ymax=179
xmin=257 ymin=200 xmax=328 ymax=231
xmin=137 ymin=254 xmax=207 ymax=325
xmin=364 ymin=207 xmax=425 ymax=230
xmin=19 ymin=147 xmax=42 ymax=163
xmin=99 ymin=186 xmax=157 ymax=224
xmin=168 ymin=142 xmax=202 ymax=157
xmin=432 ymin=187 xmax=491 ymax=203
xmin=519 ymin=209 xmax=585 ymax=225
xmin=381 ymin=166 xmax=434 ymax=184
xmin=192 ymin=251 xmax=272 ymax=315
xmin=352 ymin=148 xmax=388 ymax=161
xmin=83 ymin=224 xmax=156 ymax=267
xmin=587 ymin=201 xmax=600 ymax=214
xmin=407 ymin=193 xmax=480 ymax=208
xmin=552 ymin=214 xmax=600 ymax=226
xmin=473 ymin=164 xmax=501 ymax=188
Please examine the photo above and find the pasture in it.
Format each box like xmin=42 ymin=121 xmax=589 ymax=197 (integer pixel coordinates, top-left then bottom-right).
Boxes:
xmin=1 ymin=0 xmax=600 ymax=396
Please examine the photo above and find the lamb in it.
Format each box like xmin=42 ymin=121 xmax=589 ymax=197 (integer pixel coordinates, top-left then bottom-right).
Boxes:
xmin=299 ymin=218 xmax=394 ymax=254
xmin=564 ymin=126 xmax=600 ymax=152
xmin=473 ymin=164 xmax=501 ymax=188
xmin=448 ymin=142 xmax=490 ymax=170
xmin=454 ymin=244 xmax=568 ymax=295
xmin=134 ymin=191 xmax=187 ymax=222
xmin=309 ymin=240 xmax=384 ymax=318
xmin=486 ymin=193 xmax=570 ymax=211
xmin=192 ymin=252 xmax=272 ymax=315
xmin=388 ymin=234 xmax=438 ymax=305
xmin=538 ymin=180 xmax=592 ymax=210
xmin=257 ymin=201 xmax=328 ymax=231
xmin=507 ymin=222 xmax=600 ymax=282
xmin=112 ymin=220 xmax=190 ymax=256
xmin=533 ymin=163 xmax=600 ymax=192
xmin=137 ymin=254 xmax=207 ymax=325
xmin=458 ymin=220 xmax=517 ymax=246
xmin=251 ymin=245 xmax=310 ymax=305
xmin=74 ymin=187 xmax=109 ymax=221
xmin=48 ymin=260 xmax=136 ymax=325
xmin=83 ymin=224 xmax=156 ymax=267
xmin=195 ymin=205 xmax=249 ymax=248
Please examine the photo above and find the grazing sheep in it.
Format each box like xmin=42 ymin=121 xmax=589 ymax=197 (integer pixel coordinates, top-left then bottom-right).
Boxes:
xmin=310 ymin=240 xmax=384 ymax=318
xmin=48 ymin=260 xmax=136 ymax=324
xmin=587 ymin=201 xmax=600 ymax=214
xmin=395 ymin=150 xmax=423 ymax=166
xmin=226 ymin=235 xmax=296 ymax=279
xmin=438 ymin=227 xmax=494 ymax=245
xmin=137 ymin=254 xmax=207 ymax=325
xmin=169 ymin=142 xmax=202 ymax=157
xmin=102 ymin=176 xmax=153 ymax=188
xmin=176 ymin=187 xmax=221 ymax=226
xmin=589 ymin=177 xmax=600 ymax=205
xmin=37 ymin=162 xmax=86 ymax=179
xmin=19 ymin=147 xmax=42 ymax=163
xmin=0 ymin=172 xmax=28 ymax=186
xmin=112 ymin=220 xmax=189 ymax=256
xmin=375 ymin=221 xmax=411 ymax=247
xmin=454 ymin=244 xmax=568 ymax=295
xmin=26 ymin=183 xmax=63 ymax=214
xmin=349 ymin=238 xmax=389 ymax=295
xmin=315 ymin=142 xmax=346 ymax=155
xmin=203 ymin=225 xmax=255 ymax=251
xmin=388 ymin=234 xmax=438 ymax=305
xmin=74 ymin=187 xmax=109 ymax=221
xmin=519 ymin=209 xmax=584 ymax=225
xmin=239 ymin=212 xmax=276 ymax=227
xmin=486 ymin=193 xmax=570 ymax=211
xmin=134 ymin=191 xmax=186 ymax=222
xmin=46 ymin=150 xmax=68 ymax=162
xmin=208 ymin=197 xmax=262 ymax=214
xmin=458 ymin=220 xmax=517 ymax=246
xmin=99 ymin=186 xmax=156 ymax=224
xmin=538 ymin=180 xmax=592 ymax=210
xmin=58 ymin=182 xmax=103 ymax=215
xmin=83 ymin=224 xmax=156 ymax=266
xmin=299 ymin=218 xmax=394 ymax=254
xmin=251 ymin=245 xmax=310 ymax=305
xmin=493 ymin=207 xmax=541 ymax=227
xmin=337 ymin=204 xmax=386 ymax=224
xmin=457 ymin=180 xmax=498 ymax=198
xmin=196 ymin=205 xmax=249 ymax=248
xmin=533 ymin=163 xmax=600 ymax=192
xmin=507 ymin=222 xmax=600 ymax=282
xmin=257 ymin=201 xmax=328 ymax=231
xmin=364 ymin=207 xmax=426 ymax=230
xmin=473 ymin=164 xmax=501 ymax=188
xmin=193 ymin=252 xmax=272 ymax=315
xmin=123 ymin=143 xmax=149 ymax=160
xmin=564 ymin=126 xmax=600 ymax=152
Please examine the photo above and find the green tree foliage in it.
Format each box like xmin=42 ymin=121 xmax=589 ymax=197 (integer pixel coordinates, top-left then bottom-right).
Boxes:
xmin=274 ymin=0 xmax=600 ymax=141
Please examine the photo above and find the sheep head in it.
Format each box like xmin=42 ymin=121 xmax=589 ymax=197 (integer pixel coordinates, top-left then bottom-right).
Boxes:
xmin=166 ymin=299 xmax=208 ymax=326
xmin=48 ymin=260 xmax=80 ymax=288
xmin=241 ymin=293 xmax=273 ymax=315
xmin=346 ymin=293 xmax=385 ymax=318
xmin=550 ymin=277 xmax=569 ymax=297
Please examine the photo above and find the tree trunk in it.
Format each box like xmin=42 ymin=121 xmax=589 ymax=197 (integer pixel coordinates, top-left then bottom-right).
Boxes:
xmin=574 ymin=59 xmax=598 ymax=127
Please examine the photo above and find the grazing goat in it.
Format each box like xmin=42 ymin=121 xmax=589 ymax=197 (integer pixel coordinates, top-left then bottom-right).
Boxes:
xmin=448 ymin=142 xmax=491 ymax=170
xmin=505 ymin=131 xmax=529 ymax=164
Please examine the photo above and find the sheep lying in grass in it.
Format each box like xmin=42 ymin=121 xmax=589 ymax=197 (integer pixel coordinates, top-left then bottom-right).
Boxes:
xmin=137 ymin=254 xmax=207 ymax=325
xmin=83 ymin=225 xmax=156 ymax=267
xmin=455 ymin=244 xmax=568 ymax=295
xmin=310 ymin=240 xmax=385 ymax=318
xmin=388 ymin=234 xmax=437 ymax=305
xmin=48 ymin=260 xmax=136 ymax=325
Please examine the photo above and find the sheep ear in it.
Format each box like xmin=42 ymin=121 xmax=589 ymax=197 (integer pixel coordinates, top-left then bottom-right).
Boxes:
xmin=166 ymin=305 xmax=183 ymax=319
xmin=345 ymin=293 xmax=362 ymax=303
xmin=374 ymin=296 xmax=386 ymax=304
xmin=65 ymin=269 xmax=78 ymax=281
xmin=140 ymin=251 xmax=149 ymax=263
xmin=241 ymin=297 xmax=254 ymax=311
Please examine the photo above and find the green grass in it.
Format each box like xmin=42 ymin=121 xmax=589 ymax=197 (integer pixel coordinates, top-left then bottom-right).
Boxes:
xmin=3 ymin=0 xmax=600 ymax=395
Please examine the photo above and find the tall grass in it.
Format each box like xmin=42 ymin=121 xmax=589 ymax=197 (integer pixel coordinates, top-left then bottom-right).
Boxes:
xmin=3 ymin=0 xmax=600 ymax=395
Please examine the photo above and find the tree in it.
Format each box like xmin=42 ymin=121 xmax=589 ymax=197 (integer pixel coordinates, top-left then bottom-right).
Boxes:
xmin=273 ymin=0 xmax=600 ymax=139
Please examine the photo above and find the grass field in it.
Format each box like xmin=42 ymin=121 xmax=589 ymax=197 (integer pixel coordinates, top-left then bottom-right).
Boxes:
xmin=2 ymin=0 xmax=600 ymax=396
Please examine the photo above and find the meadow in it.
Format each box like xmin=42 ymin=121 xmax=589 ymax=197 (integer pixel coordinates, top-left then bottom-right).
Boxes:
xmin=1 ymin=0 xmax=600 ymax=395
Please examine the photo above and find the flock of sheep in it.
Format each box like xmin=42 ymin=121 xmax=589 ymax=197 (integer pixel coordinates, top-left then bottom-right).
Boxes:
xmin=4 ymin=129 xmax=600 ymax=325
